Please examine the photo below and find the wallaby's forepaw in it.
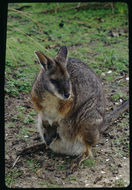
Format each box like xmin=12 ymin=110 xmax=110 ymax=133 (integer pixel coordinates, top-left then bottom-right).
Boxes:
xmin=43 ymin=122 xmax=60 ymax=146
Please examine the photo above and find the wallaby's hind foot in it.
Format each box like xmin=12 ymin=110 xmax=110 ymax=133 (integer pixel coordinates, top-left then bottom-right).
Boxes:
xmin=66 ymin=145 xmax=92 ymax=176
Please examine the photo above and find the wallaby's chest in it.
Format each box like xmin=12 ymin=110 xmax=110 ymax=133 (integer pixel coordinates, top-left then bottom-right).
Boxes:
xmin=32 ymin=91 xmax=73 ymax=125
xmin=39 ymin=93 xmax=62 ymax=125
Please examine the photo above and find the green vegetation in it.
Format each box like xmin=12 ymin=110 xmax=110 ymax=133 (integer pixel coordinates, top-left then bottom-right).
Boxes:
xmin=5 ymin=2 xmax=128 ymax=98
xmin=26 ymin=158 xmax=41 ymax=172
xmin=5 ymin=168 xmax=22 ymax=187
xmin=112 ymin=91 xmax=128 ymax=101
xmin=81 ymin=158 xmax=96 ymax=168
xmin=38 ymin=181 xmax=61 ymax=188
xmin=115 ymin=178 xmax=126 ymax=187
xmin=67 ymin=176 xmax=77 ymax=181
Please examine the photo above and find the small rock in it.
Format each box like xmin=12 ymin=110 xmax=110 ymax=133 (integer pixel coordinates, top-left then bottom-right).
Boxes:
xmin=101 ymin=72 xmax=106 ymax=77
xmin=117 ymin=164 xmax=122 ymax=168
xmin=106 ymin=159 xmax=109 ymax=162
xmin=111 ymin=89 xmax=116 ymax=93
xmin=59 ymin=21 xmax=64 ymax=28
xmin=24 ymin=135 xmax=29 ymax=138
xmin=120 ymin=99 xmax=123 ymax=103
xmin=101 ymin=170 xmax=106 ymax=174
xmin=107 ymin=70 xmax=112 ymax=74
xmin=109 ymin=135 xmax=114 ymax=139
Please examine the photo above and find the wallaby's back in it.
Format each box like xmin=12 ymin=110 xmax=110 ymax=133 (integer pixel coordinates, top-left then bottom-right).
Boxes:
xmin=66 ymin=58 xmax=105 ymax=123
xmin=67 ymin=58 xmax=129 ymax=132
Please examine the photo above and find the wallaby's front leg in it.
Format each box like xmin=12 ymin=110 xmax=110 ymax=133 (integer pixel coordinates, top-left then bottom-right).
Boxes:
xmin=37 ymin=114 xmax=59 ymax=145
xmin=43 ymin=121 xmax=60 ymax=146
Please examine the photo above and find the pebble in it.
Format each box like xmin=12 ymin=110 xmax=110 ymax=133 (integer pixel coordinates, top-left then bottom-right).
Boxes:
xmin=109 ymin=135 xmax=114 ymax=139
xmin=101 ymin=171 xmax=106 ymax=174
xmin=101 ymin=72 xmax=106 ymax=77
xmin=85 ymin=184 xmax=89 ymax=187
xmin=106 ymin=159 xmax=109 ymax=162
xmin=107 ymin=70 xmax=112 ymax=74
xmin=24 ymin=135 xmax=29 ymax=138
xmin=111 ymin=89 xmax=116 ymax=93
xmin=118 ymin=164 xmax=122 ymax=168
xmin=120 ymin=99 xmax=123 ymax=103
xmin=126 ymin=77 xmax=129 ymax=81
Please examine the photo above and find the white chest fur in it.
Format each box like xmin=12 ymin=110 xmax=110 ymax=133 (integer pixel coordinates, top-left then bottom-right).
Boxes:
xmin=39 ymin=92 xmax=62 ymax=125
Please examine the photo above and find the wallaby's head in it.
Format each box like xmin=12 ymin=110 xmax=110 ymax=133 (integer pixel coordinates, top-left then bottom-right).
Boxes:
xmin=35 ymin=46 xmax=72 ymax=100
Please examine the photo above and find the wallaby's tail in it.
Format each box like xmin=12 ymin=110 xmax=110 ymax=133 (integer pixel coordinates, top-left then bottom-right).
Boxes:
xmin=100 ymin=99 xmax=129 ymax=133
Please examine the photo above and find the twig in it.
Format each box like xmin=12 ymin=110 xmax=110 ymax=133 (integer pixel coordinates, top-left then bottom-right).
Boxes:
xmin=12 ymin=155 xmax=20 ymax=168
xmin=15 ymin=5 xmax=31 ymax=11
xmin=17 ymin=142 xmax=45 ymax=156
xmin=115 ymin=75 xmax=126 ymax=81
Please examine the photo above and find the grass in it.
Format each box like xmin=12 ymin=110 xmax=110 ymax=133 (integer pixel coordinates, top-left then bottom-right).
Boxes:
xmin=5 ymin=168 xmax=22 ymax=187
xmin=81 ymin=158 xmax=96 ymax=168
xmin=115 ymin=178 xmax=126 ymax=187
xmin=38 ymin=181 xmax=61 ymax=188
xmin=26 ymin=158 xmax=41 ymax=173
xmin=67 ymin=176 xmax=77 ymax=181
xmin=5 ymin=2 xmax=128 ymax=98
xmin=5 ymin=121 xmax=14 ymax=128
xmin=112 ymin=91 xmax=128 ymax=101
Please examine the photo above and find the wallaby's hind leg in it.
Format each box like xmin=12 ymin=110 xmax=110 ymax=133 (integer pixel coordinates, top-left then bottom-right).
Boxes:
xmin=66 ymin=145 xmax=92 ymax=176
xmin=67 ymin=122 xmax=100 ymax=175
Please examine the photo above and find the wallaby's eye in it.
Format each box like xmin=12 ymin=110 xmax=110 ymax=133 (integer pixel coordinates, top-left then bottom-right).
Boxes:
xmin=50 ymin=79 xmax=58 ymax=84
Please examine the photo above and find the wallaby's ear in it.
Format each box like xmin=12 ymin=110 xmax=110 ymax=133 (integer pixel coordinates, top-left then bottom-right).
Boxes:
xmin=34 ymin=51 xmax=54 ymax=71
xmin=56 ymin=46 xmax=68 ymax=62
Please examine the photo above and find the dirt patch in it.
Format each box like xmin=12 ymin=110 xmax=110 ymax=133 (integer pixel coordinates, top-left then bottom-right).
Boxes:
xmin=5 ymin=79 xmax=129 ymax=188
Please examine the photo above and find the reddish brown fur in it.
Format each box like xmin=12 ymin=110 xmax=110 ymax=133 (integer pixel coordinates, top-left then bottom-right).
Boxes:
xmin=31 ymin=94 xmax=43 ymax=112
xmin=59 ymin=94 xmax=74 ymax=116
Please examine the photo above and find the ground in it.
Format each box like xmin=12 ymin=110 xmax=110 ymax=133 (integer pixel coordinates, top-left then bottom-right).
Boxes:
xmin=5 ymin=2 xmax=129 ymax=188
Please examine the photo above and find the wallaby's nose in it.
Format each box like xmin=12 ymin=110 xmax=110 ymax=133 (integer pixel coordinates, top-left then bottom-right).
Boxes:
xmin=64 ymin=92 xmax=70 ymax=99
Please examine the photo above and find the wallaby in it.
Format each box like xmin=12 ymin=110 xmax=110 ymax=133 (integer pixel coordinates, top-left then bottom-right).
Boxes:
xmin=31 ymin=46 xmax=129 ymax=162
